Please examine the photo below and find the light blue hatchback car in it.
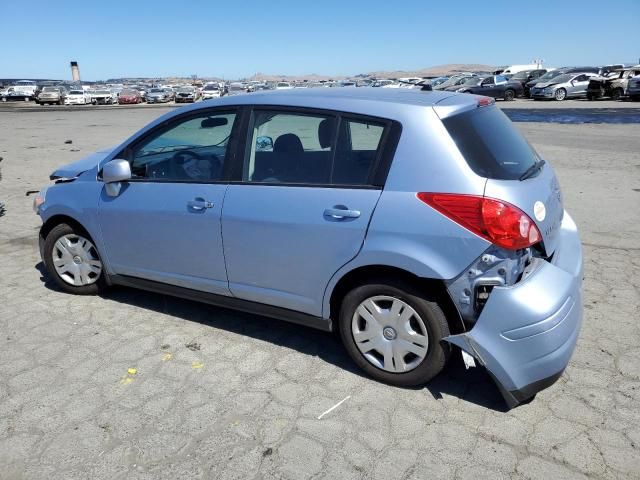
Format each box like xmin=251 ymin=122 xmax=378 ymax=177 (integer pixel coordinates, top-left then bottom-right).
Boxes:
xmin=35 ymin=88 xmax=583 ymax=407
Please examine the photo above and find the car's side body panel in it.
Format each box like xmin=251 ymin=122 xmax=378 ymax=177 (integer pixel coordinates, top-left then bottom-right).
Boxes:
xmin=223 ymin=185 xmax=382 ymax=317
xmin=97 ymin=182 xmax=230 ymax=295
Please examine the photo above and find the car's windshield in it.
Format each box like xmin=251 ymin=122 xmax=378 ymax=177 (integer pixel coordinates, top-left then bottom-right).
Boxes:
xmin=277 ymin=82 xmax=290 ymax=87
xmin=177 ymin=87 xmax=193 ymax=92
xmin=95 ymin=90 xmax=110 ymax=94
xmin=42 ymin=87 xmax=58 ymax=92
xmin=511 ymin=71 xmax=530 ymax=80
xmin=121 ymin=89 xmax=137 ymax=95
xmin=437 ymin=76 xmax=468 ymax=88
xmin=203 ymin=85 xmax=218 ymax=91
xmin=149 ymin=88 xmax=163 ymax=93
xmin=552 ymin=74 xmax=574 ymax=83
xmin=230 ymin=84 xmax=245 ymax=91
xmin=69 ymin=90 xmax=84 ymax=95
xmin=536 ymin=71 xmax=563 ymax=82
xmin=461 ymin=78 xmax=480 ymax=86
xmin=442 ymin=106 xmax=539 ymax=180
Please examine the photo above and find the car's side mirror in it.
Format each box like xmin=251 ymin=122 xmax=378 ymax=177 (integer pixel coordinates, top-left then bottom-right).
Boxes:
xmin=256 ymin=135 xmax=274 ymax=152
xmin=102 ymin=159 xmax=131 ymax=197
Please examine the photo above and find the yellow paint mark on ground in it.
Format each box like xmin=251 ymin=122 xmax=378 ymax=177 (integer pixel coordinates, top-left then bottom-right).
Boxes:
xmin=191 ymin=361 xmax=204 ymax=369
xmin=162 ymin=352 xmax=173 ymax=362
xmin=120 ymin=367 xmax=138 ymax=385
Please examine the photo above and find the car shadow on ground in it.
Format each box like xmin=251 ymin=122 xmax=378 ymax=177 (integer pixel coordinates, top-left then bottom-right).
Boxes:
xmin=35 ymin=262 xmax=507 ymax=412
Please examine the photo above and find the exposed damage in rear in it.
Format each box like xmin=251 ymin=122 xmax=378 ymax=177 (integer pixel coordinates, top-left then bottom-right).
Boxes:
xmin=431 ymin=95 xmax=584 ymax=407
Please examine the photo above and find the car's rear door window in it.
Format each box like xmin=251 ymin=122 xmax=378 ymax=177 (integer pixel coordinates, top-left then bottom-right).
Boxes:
xmin=442 ymin=106 xmax=539 ymax=180
xmin=243 ymin=110 xmax=387 ymax=187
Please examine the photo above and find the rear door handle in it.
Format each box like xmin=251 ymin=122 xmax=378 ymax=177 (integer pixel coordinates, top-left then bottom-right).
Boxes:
xmin=324 ymin=206 xmax=361 ymax=219
xmin=188 ymin=198 xmax=214 ymax=211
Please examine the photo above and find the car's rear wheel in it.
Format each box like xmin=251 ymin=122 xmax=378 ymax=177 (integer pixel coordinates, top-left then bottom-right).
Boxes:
xmin=554 ymin=88 xmax=567 ymax=101
xmin=611 ymin=88 xmax=624 ymax=101
xmin=338 ymin=279 xmax=451 ymax=387
xmin=43 ymin=223 xmax=106 ymax=295
xmin=504 ymin=89 xmax=515 ymax=101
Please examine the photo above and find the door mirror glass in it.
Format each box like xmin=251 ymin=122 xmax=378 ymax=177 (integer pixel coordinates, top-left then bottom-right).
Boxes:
xmin=102 ymin=159 xmax=131 ymax=183
xmin=256 ymin=135 xmax=274 ymax=152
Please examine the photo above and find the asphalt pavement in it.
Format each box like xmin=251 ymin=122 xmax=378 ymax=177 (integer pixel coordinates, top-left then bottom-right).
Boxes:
xmin=0 ymin=108 xmax=638 ymax=479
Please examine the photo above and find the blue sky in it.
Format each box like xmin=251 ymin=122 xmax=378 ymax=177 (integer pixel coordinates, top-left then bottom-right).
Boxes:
xmin=2 ymin=0 xmax=638 ymax=80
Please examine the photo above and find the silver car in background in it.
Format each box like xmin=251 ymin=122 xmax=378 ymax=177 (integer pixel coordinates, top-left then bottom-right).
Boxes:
xmin=530 ymin=72 xmax=596 ymax=101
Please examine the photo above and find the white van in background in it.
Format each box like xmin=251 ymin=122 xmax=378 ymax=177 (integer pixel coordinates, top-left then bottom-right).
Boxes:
xmin=502 ymin=64 xmax=541 ymax=75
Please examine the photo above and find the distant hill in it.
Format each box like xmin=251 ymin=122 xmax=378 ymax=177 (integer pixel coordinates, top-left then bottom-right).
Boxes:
xmin=248 ymin=64 xmax=498 ymax=82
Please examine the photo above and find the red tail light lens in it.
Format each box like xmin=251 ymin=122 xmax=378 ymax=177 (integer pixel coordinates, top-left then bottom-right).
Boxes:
xmin=417 ymin=193 xmax=541 ymax=250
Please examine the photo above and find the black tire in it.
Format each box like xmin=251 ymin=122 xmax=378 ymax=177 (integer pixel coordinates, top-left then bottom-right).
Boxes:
xmin=554 ymin=88 xmax=567 ymax=101
xmin=504 ymin=89 xmax=515 ymax=101
xmin=43 ymin=223 xmax=106 ymax=295
xmin=338 ymin=278 xmax=451 ymax=387
xmin=631 ymin=95 xmax=640 ymax=102
xmin=57 ymin=100 xmax=63 ymax=105
xmin=586 ymin=93 xmax=595 ymax=101
xmin=611 ymin=88 xmax=624 ymax=101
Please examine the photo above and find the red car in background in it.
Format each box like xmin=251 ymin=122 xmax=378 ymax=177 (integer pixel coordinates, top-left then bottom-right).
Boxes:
xmin=118 ymin=89 xmax=142 ymax=104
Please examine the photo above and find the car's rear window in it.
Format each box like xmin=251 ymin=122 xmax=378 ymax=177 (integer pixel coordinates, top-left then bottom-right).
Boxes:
xmin=442 ymin=106 xmax=539 ymax=180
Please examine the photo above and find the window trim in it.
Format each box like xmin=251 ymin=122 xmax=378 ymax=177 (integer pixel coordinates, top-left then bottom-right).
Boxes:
xmin=231 ymin=104 xmax=401 ymax=189
xmin=112 ymin=106 xmax=244 ymax=184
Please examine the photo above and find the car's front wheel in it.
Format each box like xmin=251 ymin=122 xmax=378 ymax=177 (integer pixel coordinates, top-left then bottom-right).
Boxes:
xmin=504 ymin=89 xmax=515 ymax=101
xmin=554 ymin=88 xmax=567 ymax=101
xmin=339 ymin=279 xmax=451 ymax=387
xmin=43 ymin=223 xmax=106 ymax=295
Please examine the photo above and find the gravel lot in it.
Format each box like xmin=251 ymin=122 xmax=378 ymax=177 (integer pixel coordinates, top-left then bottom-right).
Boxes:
xmin=0 ymin=106 xmax=639 ymax=479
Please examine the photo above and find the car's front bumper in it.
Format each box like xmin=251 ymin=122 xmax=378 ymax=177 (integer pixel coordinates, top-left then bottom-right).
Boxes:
xmin=530 ymin=89 xmax=555 ymax=98
xmin=65 ymin=98 xmax=86 ymax=104
xmin=444 ymin=211 xmax=583 ymax=408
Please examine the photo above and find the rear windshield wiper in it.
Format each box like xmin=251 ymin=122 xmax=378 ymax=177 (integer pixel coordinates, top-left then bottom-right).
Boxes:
xmin=519 ymin=159 xmax=545 ymax=181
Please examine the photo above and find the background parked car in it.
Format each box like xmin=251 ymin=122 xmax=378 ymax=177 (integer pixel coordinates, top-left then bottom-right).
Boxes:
xmin=226 ymin=82 xmax=248 ymax=96
xmin=174 ymin=86 xmax=199 ymax=103
xmin=455 ymin=75 xmax=523 ymax=100
xmin=627 ymin=74 xmax=640 ymax=101
xmin=36 ymin=86 xmax=67 ymax=105
xmin=146 ymin=87 xmax=172 ymax=103
xmin=91 ymin=89 xmax=116 ymax=105
xmin=65 ymin=89 xmax=92 ymax=105
xmin=525 ymin=67 xmax=597 ymax=95
xmin=432 ymin=74 xmax=475 ymax=91
xmin=118 ymin=89 xmax=142 ymax=104
xmin=587 ymin=66 xmax=640 ymax=100
xmin=201 ymin=84 xmax=222 ymax=100
xmin=508 ymin=69 xmax=547 ymax=97
xmin=530 ymin=73 xmax=596 ymax=101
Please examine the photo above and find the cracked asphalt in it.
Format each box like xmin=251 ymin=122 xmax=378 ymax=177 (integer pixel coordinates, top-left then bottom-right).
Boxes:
xmin=0 ymin=107 xmax=639 ymax=479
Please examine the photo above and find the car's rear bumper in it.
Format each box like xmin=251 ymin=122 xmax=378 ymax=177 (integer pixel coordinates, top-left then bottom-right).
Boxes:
xmin=444 ymin=211 xmax=583 ymax=408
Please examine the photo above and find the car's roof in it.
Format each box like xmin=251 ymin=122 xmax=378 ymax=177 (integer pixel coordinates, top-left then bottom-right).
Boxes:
xmin=194 ymin=87 xmax=461 ymax=109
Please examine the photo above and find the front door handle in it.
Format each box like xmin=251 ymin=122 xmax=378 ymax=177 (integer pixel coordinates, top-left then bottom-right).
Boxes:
xmin=188 ymin=198 xmax=214 ymax=211
xmin=324 ymin=206 xmax=361 ymax=219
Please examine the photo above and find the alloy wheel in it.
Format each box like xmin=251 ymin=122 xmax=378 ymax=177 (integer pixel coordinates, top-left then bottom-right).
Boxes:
xmin=52 ymin=234 xmax=102 ymax=286
xmin=351 ymin=295 xmax=429 ymax=373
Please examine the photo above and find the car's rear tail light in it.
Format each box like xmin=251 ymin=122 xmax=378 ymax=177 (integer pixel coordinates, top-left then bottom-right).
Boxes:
xmin=477 ymin=96 xmax=495 ymax=107
xmin=417 ymin=193 xmax=541 ymax=250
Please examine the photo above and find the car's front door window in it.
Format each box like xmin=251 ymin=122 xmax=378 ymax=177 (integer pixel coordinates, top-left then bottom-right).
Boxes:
xmin=129 ymin=111 xmax=236 ymax=182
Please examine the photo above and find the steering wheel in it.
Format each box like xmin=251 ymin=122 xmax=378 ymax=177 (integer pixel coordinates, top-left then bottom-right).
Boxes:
xmin=171 ymin=150 xmax=222 ymax=180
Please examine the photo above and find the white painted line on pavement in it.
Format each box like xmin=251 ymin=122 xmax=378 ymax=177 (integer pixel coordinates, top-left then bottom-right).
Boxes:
xmin=317 ymin=395 xmax=351 ymax=420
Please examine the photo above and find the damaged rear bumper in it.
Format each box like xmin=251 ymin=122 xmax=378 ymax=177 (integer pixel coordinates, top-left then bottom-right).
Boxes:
xmin=444 ymin=211 xmax=583 ymax=408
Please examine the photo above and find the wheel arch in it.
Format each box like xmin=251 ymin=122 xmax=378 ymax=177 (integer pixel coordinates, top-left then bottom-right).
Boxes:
xmin=327 ymin=264 xmax=464 ymax=335
xmin=40 ymin=213 xmax=91 ymax=241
